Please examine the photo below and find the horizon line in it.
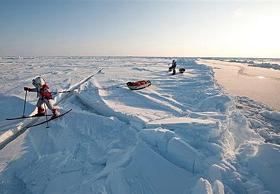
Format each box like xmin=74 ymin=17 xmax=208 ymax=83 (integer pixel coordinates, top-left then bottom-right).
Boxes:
xmin=1 ymin=55 xmax=279 ymax=59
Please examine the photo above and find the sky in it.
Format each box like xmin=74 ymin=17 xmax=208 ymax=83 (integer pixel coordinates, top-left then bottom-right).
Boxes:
xmin=0 ymin=0 xmax=279 ymax=58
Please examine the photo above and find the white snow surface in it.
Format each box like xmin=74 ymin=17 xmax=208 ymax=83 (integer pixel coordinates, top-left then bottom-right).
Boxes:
xmin=0 ymin=57 xmax=279 ymax=194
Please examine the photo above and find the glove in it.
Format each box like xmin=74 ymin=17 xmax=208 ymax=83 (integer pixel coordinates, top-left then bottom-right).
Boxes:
xmin=24 ymin=87 xmax=32 ymax=92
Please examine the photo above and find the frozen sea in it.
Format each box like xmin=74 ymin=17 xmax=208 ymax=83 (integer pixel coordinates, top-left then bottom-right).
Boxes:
xmin=0 ymin=56 xmax=279 ymax=194
xmin=199 ymin=59 xmax=280 ymax=111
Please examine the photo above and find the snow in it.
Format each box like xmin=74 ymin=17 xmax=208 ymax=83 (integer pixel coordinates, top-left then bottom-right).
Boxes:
xmin=192 ymin=178 xmax=213 ymax=194
xmin=260 ymin=110 xmax=280 ymax=122
xmin=0 ymin=56 xmax=279 ymax=194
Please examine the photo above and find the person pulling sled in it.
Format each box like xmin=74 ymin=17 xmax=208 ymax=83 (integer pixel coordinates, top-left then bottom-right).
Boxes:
xmin=24 ymin=77 xmax=59 ymax=118
xmin=169 ymin=59 xmax=177 ymax=75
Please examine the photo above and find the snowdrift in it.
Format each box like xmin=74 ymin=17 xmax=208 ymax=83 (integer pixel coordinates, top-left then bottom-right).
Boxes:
xmin=0 ymin=72 xmax=100 ymax=150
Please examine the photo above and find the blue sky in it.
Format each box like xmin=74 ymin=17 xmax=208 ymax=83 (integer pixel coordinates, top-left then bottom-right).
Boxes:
xmin=0 ymin=0 xmax=279 ymax=57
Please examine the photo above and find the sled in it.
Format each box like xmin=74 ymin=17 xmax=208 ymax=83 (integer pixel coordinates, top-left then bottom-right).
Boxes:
xmin=127 ymin=80 xmax=151 ymax=90
xmin=179 ymin=68 xmax=185 ymax=73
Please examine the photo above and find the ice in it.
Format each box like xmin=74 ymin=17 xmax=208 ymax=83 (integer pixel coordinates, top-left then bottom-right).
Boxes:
xmin=213 ymin=180 xmax=225 ymax=194
xmin=192 ymin=178 xmax=213 ymax=194
xmin=199 ymin=59 xmax=280 ymax=111
xmin=0 ymin=57 xmax=279 ymax=194
xmin=225 ymin=58 xmax=280 ymax=71
xmin=260 ymin=110 xmax=280 ymax=122
xmin=247 ymin=143 xmax=280 ymax=194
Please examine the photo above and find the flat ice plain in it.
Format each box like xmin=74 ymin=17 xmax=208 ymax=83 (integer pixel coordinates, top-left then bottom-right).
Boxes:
xmin=199 ymin=59 xmax=280 ymax=111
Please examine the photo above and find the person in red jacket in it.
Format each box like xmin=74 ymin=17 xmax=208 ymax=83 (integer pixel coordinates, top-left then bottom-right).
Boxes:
xmin=24 ymin=76 xmax=59 ymax=118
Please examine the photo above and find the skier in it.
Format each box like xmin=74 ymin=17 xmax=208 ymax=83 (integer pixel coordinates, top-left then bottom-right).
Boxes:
xmin=24 ymin=77 xmax=59 ymax=118
xmin=170 ymin=59 xmax=177 ymax=75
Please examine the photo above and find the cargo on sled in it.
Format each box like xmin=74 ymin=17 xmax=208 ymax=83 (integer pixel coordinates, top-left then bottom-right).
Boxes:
xmin=126 ymin=80 xmax=151 ymax=90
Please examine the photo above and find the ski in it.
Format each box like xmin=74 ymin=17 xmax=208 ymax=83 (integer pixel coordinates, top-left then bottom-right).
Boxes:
xmin=51 ymin=90 xmax=72 ymax=95
xmin=27 ymin=109 xmax=72 ymax=128
xmin=6 ymin=114 xmax=53 ymax=120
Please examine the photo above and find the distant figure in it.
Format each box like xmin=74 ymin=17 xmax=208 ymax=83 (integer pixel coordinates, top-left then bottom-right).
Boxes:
xmin=170 ymin=59 xmax=177 ymax=75
xmin=24 ymin=77 xmax=59 ymax=118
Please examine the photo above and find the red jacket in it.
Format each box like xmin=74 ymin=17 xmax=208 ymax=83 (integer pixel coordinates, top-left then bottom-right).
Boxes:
xmin=26 ymin=84 xmax=53 ymax=100
xmin=40 ymin=84 xmax=53 ymax=100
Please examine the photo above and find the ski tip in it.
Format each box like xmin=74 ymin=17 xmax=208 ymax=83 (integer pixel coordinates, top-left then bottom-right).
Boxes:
xmin=6 ymin=116 xmax=27 ymax=120
xmin=97 ymin=68 xmax=104 ymax=74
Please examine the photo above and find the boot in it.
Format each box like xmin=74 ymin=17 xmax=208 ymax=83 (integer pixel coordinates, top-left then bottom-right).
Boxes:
xmin=51 ymin=108 xmax=60 ymax=118
xmin=35 ymin=107 xmax=45 ymax=116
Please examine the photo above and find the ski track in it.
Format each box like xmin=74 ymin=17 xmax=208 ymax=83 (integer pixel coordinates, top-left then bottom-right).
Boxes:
xmin=0 ymin=57 xmax=279 ymax=194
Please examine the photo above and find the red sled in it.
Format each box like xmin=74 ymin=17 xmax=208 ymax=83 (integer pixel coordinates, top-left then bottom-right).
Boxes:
xmin=127 ymin=80 xmax=151 ymax=90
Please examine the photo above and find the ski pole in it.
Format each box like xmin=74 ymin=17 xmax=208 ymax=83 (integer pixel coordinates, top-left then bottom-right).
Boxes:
xmin=22 ymin=90 xmax=27 ymax=117
xmin=44 ymin=103 xmax=49 ymax=128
